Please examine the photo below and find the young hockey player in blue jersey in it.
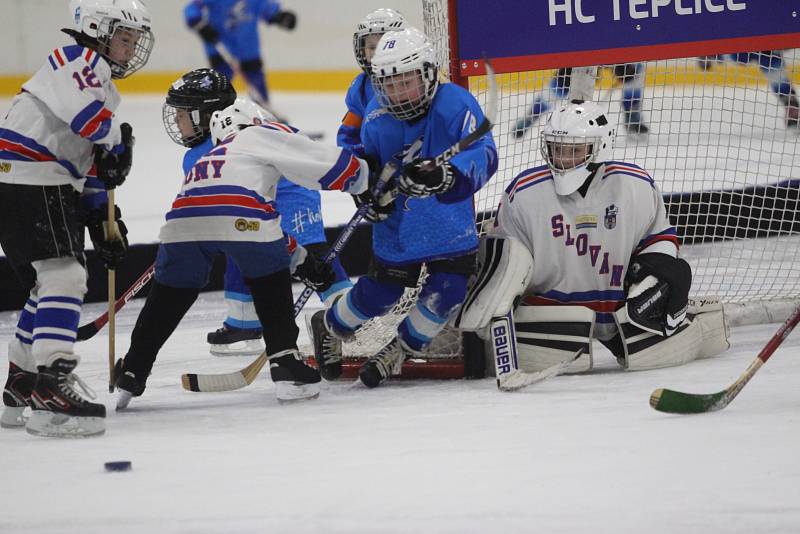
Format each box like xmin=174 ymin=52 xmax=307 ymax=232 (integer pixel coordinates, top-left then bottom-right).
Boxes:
xmin=0 ymin=0 xmax=153 ymax=437
xmin=184 ymin=0 xmax=296 ymax=117
xmin=114 ymin=100 xmax=372 ymax=407
xmin=512 ymin=63 xmax=650 ymax=139
xmin=163 ymin=69 xmax=353 ymax=356
xmin=698 ymin=50 xmax=800 ymax=128
xmin=336 ymin=8 xmax=407 ymax=154
xmin=311 ymin=27 xmax=498 ymax=388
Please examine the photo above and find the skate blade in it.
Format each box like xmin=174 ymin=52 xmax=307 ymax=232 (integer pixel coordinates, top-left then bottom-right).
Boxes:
xmin=26 ymin=411 xmax=105 ymax=438
xmin=275 ymin=382 xmax=320 ymax=404
xmin=0 ymin=406 xmax=28 ymax=429
xmin=116 ymin=390 xmax=134 ymax=411
xmin=209 ymin=339 xmax=265 ymax=357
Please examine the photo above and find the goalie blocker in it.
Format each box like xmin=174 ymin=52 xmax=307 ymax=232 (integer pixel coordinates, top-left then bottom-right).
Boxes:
xmin=455 ymin=236 xmax=729 ymax=377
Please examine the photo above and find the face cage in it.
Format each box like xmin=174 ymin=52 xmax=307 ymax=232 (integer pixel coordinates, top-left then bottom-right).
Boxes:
xmin=540 ymin=134 xmax=600 ymax=175
xmin=373 ymin=67 xmax=438 ymax=121
xmin=162 ymin=103 xmax=206 ymax=148
xmin=353 ymin=33 xmax=371 ymax=72
xmin=96 ymin=20 xmax=154 ymax=79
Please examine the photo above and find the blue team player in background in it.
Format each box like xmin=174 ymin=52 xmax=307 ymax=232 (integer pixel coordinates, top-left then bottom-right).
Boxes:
xmin=184 ymin=0 xmax=296 ymax=116
xmin=336 ymin=8 xmax=407 ymax=155
xmin=311 ymin=27 xmax=498 ymax=388
xmin=162 ymin=68 xmax=352 ymax=356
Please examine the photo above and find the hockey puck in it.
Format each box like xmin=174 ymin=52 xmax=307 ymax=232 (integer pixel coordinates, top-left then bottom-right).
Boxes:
xmin=104 ymin=461 xmax=132 ymax=472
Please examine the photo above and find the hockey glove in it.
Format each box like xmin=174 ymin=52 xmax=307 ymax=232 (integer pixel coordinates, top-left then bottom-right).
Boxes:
xmin=86 ymin=205 xmax=129 ymax=270
xmin=399 ymin=159 xmax=455 ymax=197
xmin=625 ymin=253 xmax=692 ymax=336
xmin=95 ymin=123 xmax=134 ymax=189
xmin=270 ymin=10 xmax=297 ymax=30
xmin=291 ymin=246 xmax=335 ymax=292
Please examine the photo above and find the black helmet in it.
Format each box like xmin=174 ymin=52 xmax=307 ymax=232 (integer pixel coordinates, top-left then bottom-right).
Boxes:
xmin=162 ymin=68 xmax=237 ymax=147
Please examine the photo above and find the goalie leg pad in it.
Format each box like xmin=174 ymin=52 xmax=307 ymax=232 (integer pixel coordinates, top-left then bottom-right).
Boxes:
xmin=614 ymin=299 xmax=728 ymax=371
xmin=485 ymin=304 xmax=594 ymax=376
xmin=452 ymin=235 xmax=534 ymax=331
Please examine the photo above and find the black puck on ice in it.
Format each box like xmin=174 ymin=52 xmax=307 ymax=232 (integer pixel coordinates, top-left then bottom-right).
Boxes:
xmin=104 ymin=461 xmax=132 ymax=472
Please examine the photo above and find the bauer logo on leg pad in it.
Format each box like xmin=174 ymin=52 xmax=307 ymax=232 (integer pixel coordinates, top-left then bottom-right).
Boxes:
xmin=492 ymin=315 xmax=519 ymax=376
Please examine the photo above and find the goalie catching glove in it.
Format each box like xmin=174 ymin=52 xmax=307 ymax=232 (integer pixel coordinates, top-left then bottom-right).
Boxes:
xmin=398 ymin=159 xmax=455 ymax=197
xmin=625 ymin=253 xmax=692 ymax=336
xmin=85 ymin=204 xmax=128 ymax=270
xmin=95 ymin=123 xmax=134 ymax=188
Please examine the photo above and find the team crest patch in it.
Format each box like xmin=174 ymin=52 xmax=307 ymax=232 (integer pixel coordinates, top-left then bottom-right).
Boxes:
xmin=575 ymin=214 xmax=597 ymax=229
xmin=234 ymin=218 xmax=260 ymax=232
xmin=604 ymin=205 xmax=618 ymax=229
xmin=0 ymin=162 xmax=11 ymax=173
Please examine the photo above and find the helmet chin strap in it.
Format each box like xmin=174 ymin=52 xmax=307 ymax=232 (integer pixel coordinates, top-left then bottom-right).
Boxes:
xmin=577 ymin=162 xmax=604 ymax=197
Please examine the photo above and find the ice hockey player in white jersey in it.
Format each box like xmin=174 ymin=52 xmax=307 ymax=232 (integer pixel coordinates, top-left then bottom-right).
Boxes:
xmin=0 ymin=0 xmax=153 ymax=437
xmin=113 ymin=101 xmax=371 ymax=407
xmin=455 ymin=100 xmax=729 ymax=379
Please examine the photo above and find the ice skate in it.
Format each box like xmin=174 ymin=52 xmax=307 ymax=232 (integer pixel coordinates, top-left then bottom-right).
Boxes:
xmin=308 ymin=310 xmax=346 ymax=380
xmin=26 ymin=355 xmax=105 ymax=438
xmin=207 ymin=325 xmax=264 ymax=357
xmin=1 ymin=362 xmax=36 ymax=429
xmin=359 ymin=339 xmax=406 ymax=389
xmin=114 ymin=359 xmax=148 ymax=411
xmin=269 ymin=349 xmax=321 ymax=403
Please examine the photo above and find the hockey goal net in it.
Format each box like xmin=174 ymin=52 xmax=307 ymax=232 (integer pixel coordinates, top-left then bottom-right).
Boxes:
xmin=335 ymin=1 xmax=800 ymax=377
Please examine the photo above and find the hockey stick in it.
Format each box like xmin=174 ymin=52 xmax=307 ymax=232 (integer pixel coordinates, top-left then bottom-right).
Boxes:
xmin=650 ymin=304 xmax=800 ymax=414
xmin=181 ymin=161 xmax=399 ymax=393
xmin=181 ymin=62 xmax=499 ymax=392
xmin=498 ymin=350 xmax=583 ymax=392
xmin=77 ymin=262 xmax=155 ymax=341
xmin=106 ymin=190 xmax=119 ymax=392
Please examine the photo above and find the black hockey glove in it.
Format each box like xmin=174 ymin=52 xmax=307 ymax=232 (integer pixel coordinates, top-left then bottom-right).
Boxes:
xmin=399 ymin=159 xmax=455 ymax=197
xmin=625 ymin=253 xmax=692 ymax=336
xmin=190 ymin=19 xmax=219 ymax=43
xmin=270 ymin=10 xmax=297 ymax=30
xmin=86 ymin=205 xmax=129 ymax=270
xmin=95 ymin=123 xmax=134 ymax=189
xmin=292 ymin=247 xmax=335 ymax=292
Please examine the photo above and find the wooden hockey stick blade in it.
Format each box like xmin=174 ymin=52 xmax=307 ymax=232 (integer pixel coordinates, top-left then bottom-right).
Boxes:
xmin=650 ymin=304 xmax=800 ymax=414
xmin=498 ymin=349 xmax=584 ymax=392
xmin=77 ymin=263 xmax=156 ymax=341
xmin=181 ymin=352 xmax=269 ymax=392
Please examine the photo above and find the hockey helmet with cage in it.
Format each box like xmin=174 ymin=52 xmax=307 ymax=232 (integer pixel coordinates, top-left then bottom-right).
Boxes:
xmin=540 ymin=100 xmax=615 ymax=196
xmin=371 ymin=27 xmax=439 ymax=121
xmin=162 ymin=69 xmax=237 ymax=148
xmin=67 ymin=0 xmax=154 ymax=79
xmin=353 ymin=8 xmax=407 ymax=74
xmin=209 ymin=98 xmax=277 ymax=145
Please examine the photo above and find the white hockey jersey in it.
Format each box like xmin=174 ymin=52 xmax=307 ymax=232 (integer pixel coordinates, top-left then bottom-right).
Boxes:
xmin=492 ymin=161 xmax=678 ymax=340
xmin=0 ymin=45 xmax=123 ymax=190
xmin=159 ymin=123 xmax=369 ymax=245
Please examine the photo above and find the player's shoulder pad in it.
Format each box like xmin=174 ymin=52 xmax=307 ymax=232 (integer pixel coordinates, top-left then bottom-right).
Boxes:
xmin=601 ymin=160 xmax=654 ymax=188
xmin=505 ymin=164 xmax=552 ymax=201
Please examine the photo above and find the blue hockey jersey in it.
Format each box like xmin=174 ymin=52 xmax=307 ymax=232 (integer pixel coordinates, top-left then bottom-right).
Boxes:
xmin=336 ymin=72 xmax=375 ymax=152
xmin=361 ymin=82 xmax=497 ymax=264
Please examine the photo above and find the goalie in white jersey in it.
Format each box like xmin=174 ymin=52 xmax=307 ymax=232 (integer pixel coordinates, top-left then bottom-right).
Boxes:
xmin=113 ymin=101 xmax=371 ymax=407
xmin=455 ymin=100 xmax=729 ymax=378
xmin=0 ymin=0 xmax=153 ymax=437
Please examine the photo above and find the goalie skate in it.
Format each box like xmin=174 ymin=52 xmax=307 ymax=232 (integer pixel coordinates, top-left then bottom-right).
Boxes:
xmin=207 ymin=325 xmax=265 ymax=357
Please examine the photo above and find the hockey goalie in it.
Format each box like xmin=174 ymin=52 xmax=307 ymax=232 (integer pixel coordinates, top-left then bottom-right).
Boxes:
xmin=453 ymin=100 xmax=729 ymax=386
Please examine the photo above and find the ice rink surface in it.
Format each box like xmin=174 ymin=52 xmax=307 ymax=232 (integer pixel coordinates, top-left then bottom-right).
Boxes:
xmin=1 ymin=90 xmax=799 ymax=532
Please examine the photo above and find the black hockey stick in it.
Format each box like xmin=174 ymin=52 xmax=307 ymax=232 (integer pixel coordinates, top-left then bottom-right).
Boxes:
xmin=181 ymin=62 xmax=500 ymax=393
xmin=77 ymin=262 xmax=155 ymax=341
xmin=650 ymin=304 xmax=800 ymax=414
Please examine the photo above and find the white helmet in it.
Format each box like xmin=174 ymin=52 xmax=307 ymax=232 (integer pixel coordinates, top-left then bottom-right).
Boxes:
xmin=540 ymin=100 xmax=615 ymax=195
xmin=353 ymin=8 xmax=407 ymax=73
xmin=68 ymin=0 xmax=154 ymax=79
xmin=371 ymin=27 xmax=439 ymax=121
xmin=209 ymin=98 xmax=277 ymax=145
